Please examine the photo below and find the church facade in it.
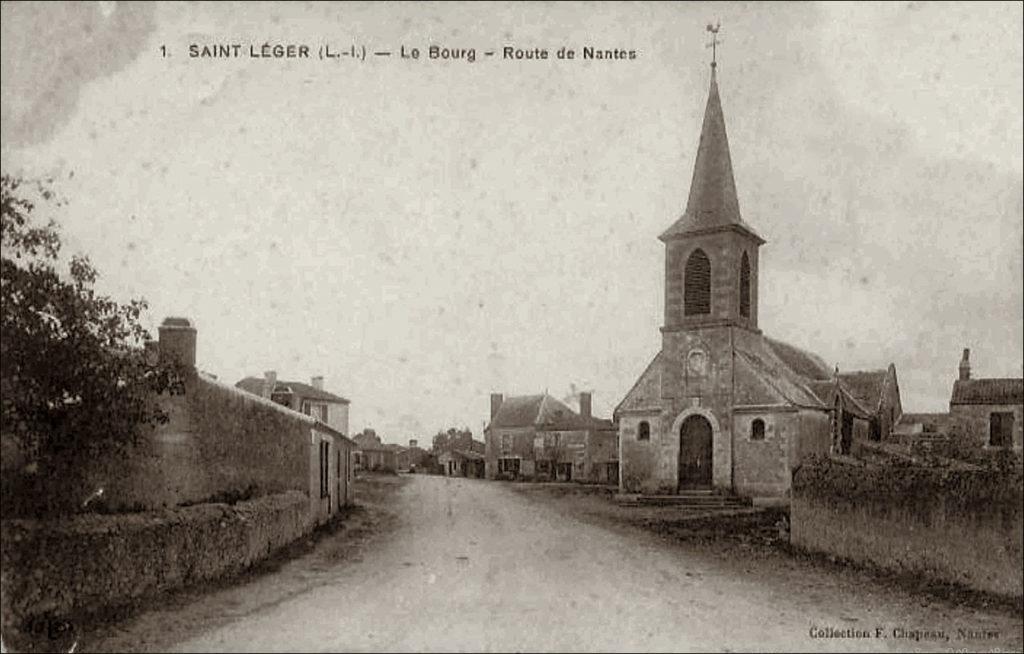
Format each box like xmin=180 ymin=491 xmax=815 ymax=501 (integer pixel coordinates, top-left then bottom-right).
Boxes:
xmin=614 ymin=61 xmax=899 ymax=497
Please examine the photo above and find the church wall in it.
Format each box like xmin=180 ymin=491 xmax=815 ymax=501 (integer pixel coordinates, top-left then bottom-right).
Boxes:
xmin=732 ymin=411 xmax=792 ymax=496
xmin=655 ymin=326 xmax=738 ymax=494
xmin=619 ymin=413 xmax=667 ymax=493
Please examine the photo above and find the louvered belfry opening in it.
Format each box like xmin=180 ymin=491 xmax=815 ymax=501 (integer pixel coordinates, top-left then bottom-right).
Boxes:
xmin=740 ymin=252 xmax=751 ymax=318
xmin=684 ymin=249 xmax=711 ymax=316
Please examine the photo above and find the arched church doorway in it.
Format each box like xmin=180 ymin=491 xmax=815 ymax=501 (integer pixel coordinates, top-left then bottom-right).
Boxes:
xmin=679 ymin=415 xmax=713 ymax=490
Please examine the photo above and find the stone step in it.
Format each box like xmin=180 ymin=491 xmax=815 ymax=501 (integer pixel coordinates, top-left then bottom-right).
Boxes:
xmin=614 ymin=493 xmax=753 ymax=508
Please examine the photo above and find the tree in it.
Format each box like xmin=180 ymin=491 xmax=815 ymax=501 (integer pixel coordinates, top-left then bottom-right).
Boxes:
xmin=432 ymin=426 xmax=472 ymax=454
xmin=0 ymin=175 xmax=183 ymax=482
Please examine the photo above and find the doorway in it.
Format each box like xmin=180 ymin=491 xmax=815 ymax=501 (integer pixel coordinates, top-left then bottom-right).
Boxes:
xmin=678 ymin=415 xmax=713 ymax=490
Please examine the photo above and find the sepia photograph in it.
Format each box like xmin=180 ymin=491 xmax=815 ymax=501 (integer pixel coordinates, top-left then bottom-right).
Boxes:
xmin=1 ymin=1 xmax=1022 ymax=652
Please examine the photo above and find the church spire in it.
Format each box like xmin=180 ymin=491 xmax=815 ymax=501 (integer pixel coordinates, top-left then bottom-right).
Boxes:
xmin=660 ymin=45 xmax=763 ymax=243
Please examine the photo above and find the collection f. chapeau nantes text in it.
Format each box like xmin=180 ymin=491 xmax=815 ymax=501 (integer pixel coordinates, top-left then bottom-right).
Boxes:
xmin=186 ymin=43 xmax=638 ymax=62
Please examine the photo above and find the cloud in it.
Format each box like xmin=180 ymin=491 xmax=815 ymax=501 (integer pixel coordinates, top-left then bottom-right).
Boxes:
xmin=1 ymin=2 xmax=156 ymax=147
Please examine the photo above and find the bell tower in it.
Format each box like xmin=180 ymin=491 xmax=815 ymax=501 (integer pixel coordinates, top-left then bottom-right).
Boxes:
xmin=660 ymin=60 xmax=764 ymax=334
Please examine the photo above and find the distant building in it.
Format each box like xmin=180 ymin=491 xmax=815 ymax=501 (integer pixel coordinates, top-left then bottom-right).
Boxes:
xmin=484 ymin=392 xmax=618 ymax=484
xmin=806 ymin=365 xmax=903 ymax=454
xmin=949 ymin=349 xmax=1022 ymax=450
xmin=236 ymin=372 xmax=350 ymax=436
xmin=352 ymin=430 xmax=397 ymax=472
xmin=438 ymin=449 xmax=485 ymax=478
xmin=894 ymin=349 xmax=1022 ymax=453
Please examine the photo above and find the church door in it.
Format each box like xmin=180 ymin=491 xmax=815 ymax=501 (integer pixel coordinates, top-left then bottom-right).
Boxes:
xmin=679 ymin=415 xmax=713 ymax=490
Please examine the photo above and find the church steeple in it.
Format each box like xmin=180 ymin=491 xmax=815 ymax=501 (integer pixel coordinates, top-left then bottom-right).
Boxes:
xmin=660 ymin=49 xmax=764 ymax=333
xmin=660 ymin=64 xmax=763 ymax=244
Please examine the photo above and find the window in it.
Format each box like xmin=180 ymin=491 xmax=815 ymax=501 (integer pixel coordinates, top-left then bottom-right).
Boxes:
xmin=990 ymin=412 xmax=1014 ymax=448
xmin=739 ymin=252 xmax=751 ymax=318
xmin=751 ymin=419 xmax=765 ymax=441
xmin=684 ymin=249 xmax=711 ymax=316
xmin=319 ymin=441 xmax=330 ymax=498
xmin=869 ymin=420 xmax=881 ymax=442
xmin=318 ymin=403 xmax=329 ymax=422
xmin=500 ymin=434 xmax=513 ymax=455
xmin=498 ymin=457 xmax=521 ymax=474
xmin=638 ymin=421 xmax=650 ymax=441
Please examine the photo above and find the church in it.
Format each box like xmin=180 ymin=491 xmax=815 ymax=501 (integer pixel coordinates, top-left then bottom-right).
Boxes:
xmin=613 ymin=56 xmax=902 ymax=498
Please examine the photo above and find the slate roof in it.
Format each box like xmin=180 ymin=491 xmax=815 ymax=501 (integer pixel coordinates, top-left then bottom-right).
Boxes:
xmin=660 ymin=66 xmax=763 ymax=244
xmin=804 ymin=378 xmax=875 ymax=419
xmin=837 ymin=370 xmax=887 ymax=412
xmin=950 ymin=378 xmax=1023 ymax=406
xmin=236 ymin=377 xmax=350 ymax=404
xmin=488 ymin=394 xmax=589 ymax=431
xmin=764 ymin=337 xmax=832 ymax=380
xmin=452 ymin=449 xmax=485 ymax=461
xmin=734 ymin=348 xmax=827 ymax=409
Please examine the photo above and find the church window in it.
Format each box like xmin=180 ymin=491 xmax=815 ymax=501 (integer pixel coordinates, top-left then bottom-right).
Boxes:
xmin=740 ymin=252 xmax=751 ymax=318
xmin=638 ymin=421 xmax=650 ymax=441
xmin=684 ymin=249 xmax=712 ymax=315
xmin=751 ymin=419 xmax=765 ymax=441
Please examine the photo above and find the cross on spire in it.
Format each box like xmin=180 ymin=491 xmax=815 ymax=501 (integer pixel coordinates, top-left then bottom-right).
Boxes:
xmin=706 ymin=21 xmax=722 ymax=68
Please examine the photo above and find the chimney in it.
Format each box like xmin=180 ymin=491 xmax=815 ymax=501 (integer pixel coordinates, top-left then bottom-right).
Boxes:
xmin=579 ymin=392 xmax=592 ymax=419
xmin=263 ymin=370 xmax=277 ymax=398
xmin=158 ymin=317 xmax=196 ymax=369
xmin=490 ymin=393 xmax=504 ymax=420
xmin=409 ymin=439 xmax=418 ymax=449
xmin=311 ymin=375 xmax=324 ymax=391
xmin=958 ymin=348 xmax=971 ymax=381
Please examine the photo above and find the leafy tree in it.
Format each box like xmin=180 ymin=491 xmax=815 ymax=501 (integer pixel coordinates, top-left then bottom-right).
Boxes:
xmin=0 ymin=175 xmax=183 ymax=483
xmin=432 ymin=427 xmax=473 ymax=454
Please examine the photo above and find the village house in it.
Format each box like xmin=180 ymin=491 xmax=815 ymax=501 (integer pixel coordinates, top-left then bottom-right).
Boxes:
xmin=352 ymin=430 xmax=397 ymax=472
xmin=805 ymin=365 xmax=903 ymax=454
xmin=898 ymin=349 xmax=1023 ymax=451
xmin=613 ymin=60 xmax=903 ymax=498
xmin=438 ymin=448 xmax=486 ymax=478
xmin=236 ymin=372 xmax=350 ymax=436
xmin=485 ymin=392 xmax=618 ymax=484
xmin=949 ymin=349 xmax=1023 ymax=450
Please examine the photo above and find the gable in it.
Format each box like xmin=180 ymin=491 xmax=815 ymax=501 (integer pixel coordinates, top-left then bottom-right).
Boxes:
xmin=614 ymin=352 xmax=665 ymax=417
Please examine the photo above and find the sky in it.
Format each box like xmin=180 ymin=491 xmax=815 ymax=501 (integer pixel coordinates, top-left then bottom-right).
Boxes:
xmin=2 ymin=1 xmax=1022 ymax=443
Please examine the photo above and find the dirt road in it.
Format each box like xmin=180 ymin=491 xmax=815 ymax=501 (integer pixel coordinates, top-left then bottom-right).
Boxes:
xmin=82 ymin=475 xmax=1021 ymax=653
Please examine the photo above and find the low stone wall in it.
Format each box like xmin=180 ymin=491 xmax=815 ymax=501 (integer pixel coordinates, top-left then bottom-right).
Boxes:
xmin=791 ymin=461 xmax=1024 ymax=598
xmin=0 ymin=491 xmax=313 ymax=634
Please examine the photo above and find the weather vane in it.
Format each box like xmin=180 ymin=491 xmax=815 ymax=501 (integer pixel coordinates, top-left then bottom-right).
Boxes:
xmin=706 ymin=21 xmax=722 ymax=67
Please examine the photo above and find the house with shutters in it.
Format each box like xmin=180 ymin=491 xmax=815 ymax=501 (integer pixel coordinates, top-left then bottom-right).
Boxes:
xmin=236 ymin=372 xmax=350 ymax=437
xmin=613 ymin=58 xmax=903 ymax=498
xmin=485 ymin=392 xmax=618 ymax=484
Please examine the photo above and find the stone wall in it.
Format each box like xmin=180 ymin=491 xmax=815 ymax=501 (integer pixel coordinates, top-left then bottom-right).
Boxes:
xmin=792 ymin=461 xmax=1024 ymax=598
xmin=5 ymin=373 xmax=351 ymax=521
xmin=1 ymin=491 xmax=314 ymax=638
xmin=950 ymin=403 xmax=1023 ymax=450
